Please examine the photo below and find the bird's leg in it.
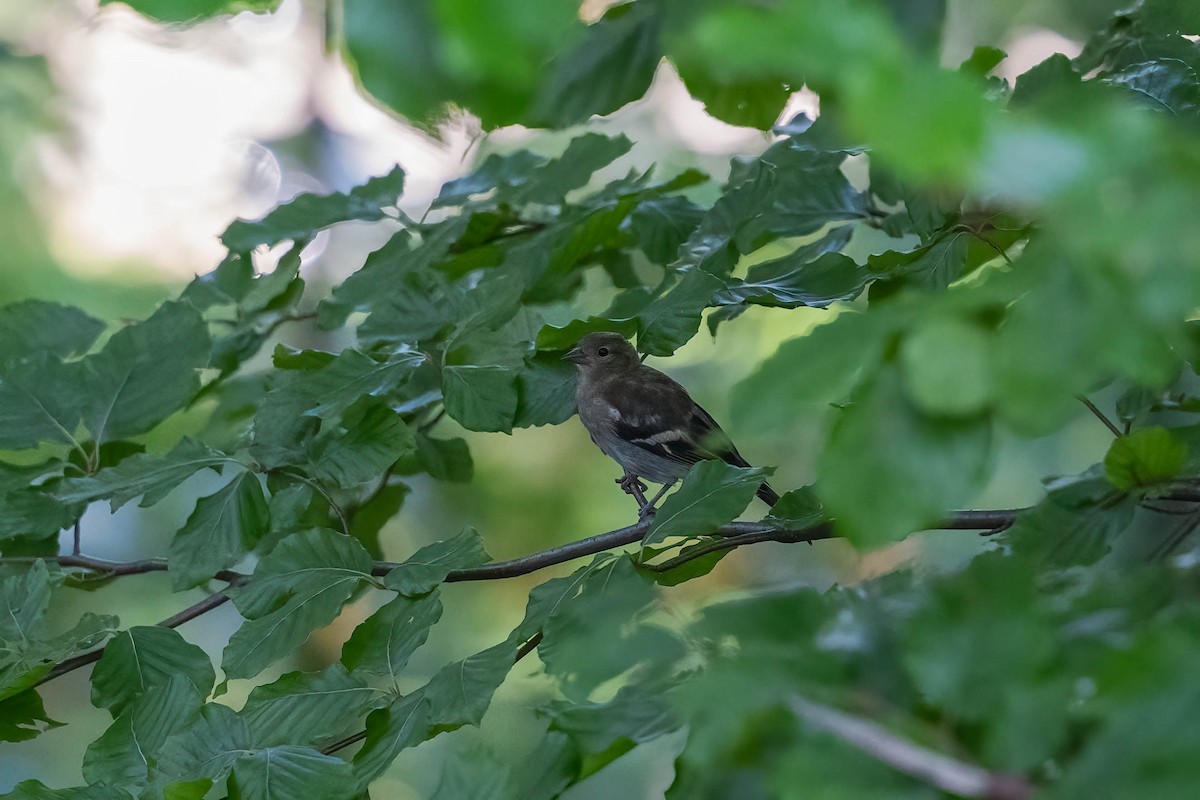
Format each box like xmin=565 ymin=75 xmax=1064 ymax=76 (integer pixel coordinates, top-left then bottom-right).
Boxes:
xmin=616 ymin=472 xmax=650 ymax=510
xmin=639 ymin=481 xmax=677 ymax=519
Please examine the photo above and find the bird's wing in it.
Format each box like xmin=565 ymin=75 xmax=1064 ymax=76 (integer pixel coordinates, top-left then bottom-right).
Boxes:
xmin=609 ymin=369 xmax=743 ymax=468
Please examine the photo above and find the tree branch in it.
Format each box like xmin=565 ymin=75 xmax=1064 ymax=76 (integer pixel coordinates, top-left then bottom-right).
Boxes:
xmin=1078 ymin=395 xmax=1123 ymax=438
xmin=788 ymin=694 xmax=1033 ymax=800
xmin=319 ymin=630 xmax=546 ymax=758
xmin=0 ymin=504 xmax=1075 ymax=689
xmin=33 ymin=586 xmax=236 ymax=686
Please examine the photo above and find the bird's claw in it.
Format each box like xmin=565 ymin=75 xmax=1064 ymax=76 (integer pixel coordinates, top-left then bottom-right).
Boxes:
xmin=616 ymin=474 xmax=647 ymax=495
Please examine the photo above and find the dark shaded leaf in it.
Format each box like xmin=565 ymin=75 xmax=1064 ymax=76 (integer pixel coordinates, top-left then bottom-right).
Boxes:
xmin=532 ymin=2 xmax=661 ymax=127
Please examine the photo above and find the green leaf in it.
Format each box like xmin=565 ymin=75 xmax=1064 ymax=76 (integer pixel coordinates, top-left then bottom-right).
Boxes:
xmin=442 ymin=365 xmax=519 ymax=433
xmin=90 ymin=627 xmax=214 ymax=716
xmin=82 ymin=676 xmax=203 ymax=789
xmin=252 ymin=348 xmax=424 ymax=467
xmin=351 ymin=693 xmax=431 ymax=787
xmin=430 ymin=742 xmax=515 ymax=800
xmin=222 ymin=529 xmax=373 ymax=679
xmin=99 ymin=0 xmax=280 ymax=24
xmin=79 ymin=301 xmax=211 ymax=444
xmin=0 ymin=562 xmax=117 ymax=699
xmin=0 ymin=300 xmax=104 ymax=365
xmin=513 ymin=353 xmax=578 ymax=428
xmin=227 ymin=745 xmax=354 ymax=800
xmin=676 ymin=67 xmax=791 ymax=129
xmin=414 ymin=434 xmax=474 ymax=482
xmin=543 ymin=683 xmax=678 ymax=758
xmin=960 ymin=45 xmax=1006 ymax=76
xmin=763 ymin=486 xmax=827 ymax=530
xmin=341 ymin=592 xmax=442 ymax=677
xmin=310 ymin=404 xmax=416 ymax=489
xmin=154 ymin=702 xmax=250 ymax=787
xmin=818 ymin=365 xmax=992 ymax=547
xmin=56 ymin=439 xmax=232 ymax=511
xmin=341 ymin=0 xmax=578 ymax=129
xmin=900 ymin=553 xmax=1065 ymax=767
xmin=535 ymin=317 xmax=639 ymax=352
xmin=241 ymin=664 xmax=382 ymax=748
xmin=348 ymin=483 xmax=409 ymax=559
xmin=677 ymin=143 xmax=867 ymax=278
xmin=867 ymin=230 xmax=972 ymax=290
xmin=628 ymin=194 xmax=706 ymax=265
xmin=1104 ymin=426 xmax=1187 ymax=490
xmin=0 ymin=781 xmax=134 ymax=800
xmin=536 ymin=557 xmax=671 ymax=698
xmin=0 ymin=489 xmax=77 ymax=545
xmin=0 ymin=353 xmax=86 ymax=450
xmin=221 ymin=167 xmax=405 ymax=251
xmin=715 ymin=252 xmax=868 ymax=311
xmin=515 ymin=133 xmax=634 ymax=206
xmin=899 ymin=315 xmax=992 ymax=417
xmin=531 ymin=1 xmax=661 ymax=127
xmin=168 ymin=472 xmax=269 ymax=590
xmin=511 ymin=730 xmax=580 ymax=800
xmin=643 ymin=461 xmax=772 ymax=549
xmin=421 ymin=638 xmax=517 ymax=728
xmin=636 ymin=270 xmax=725 ymax=357
xmin=0 ymin=689 xmax=60 ymax=743
xmin=383 ymin=528 xmax=491 ymax=597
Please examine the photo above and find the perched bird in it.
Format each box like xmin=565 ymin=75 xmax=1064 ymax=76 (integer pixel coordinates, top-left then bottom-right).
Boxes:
xmin=566 ymin=331 xmax=779 ymax=516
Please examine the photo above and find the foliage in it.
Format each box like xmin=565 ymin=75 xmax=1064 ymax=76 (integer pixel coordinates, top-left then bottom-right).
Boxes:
xmin=5 ymin=0 xmax=1200 ymax=797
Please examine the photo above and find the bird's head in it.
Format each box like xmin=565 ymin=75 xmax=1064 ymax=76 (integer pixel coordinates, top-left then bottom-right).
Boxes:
xmin=565 ymin=332 xmax=641 ymax=372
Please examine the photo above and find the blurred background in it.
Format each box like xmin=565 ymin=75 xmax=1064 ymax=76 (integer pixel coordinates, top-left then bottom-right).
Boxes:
xmin=0 ymin=0 xmax=1127 ymax=795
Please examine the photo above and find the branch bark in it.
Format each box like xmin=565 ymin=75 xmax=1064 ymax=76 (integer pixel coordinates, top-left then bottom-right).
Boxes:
xmin=788 ymin=694 xmax=1034 ymax=800
xmin=2 ymin=506 xmax=1029 ymax=688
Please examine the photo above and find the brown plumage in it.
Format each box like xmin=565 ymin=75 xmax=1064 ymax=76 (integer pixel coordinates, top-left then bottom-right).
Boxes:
xmin=566 ymin=332 xmax=779 ymax=513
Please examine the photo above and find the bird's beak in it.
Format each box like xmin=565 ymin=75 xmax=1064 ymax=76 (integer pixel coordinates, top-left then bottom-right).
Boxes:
xmin=563 ymin=346 xmax=584 ymax=364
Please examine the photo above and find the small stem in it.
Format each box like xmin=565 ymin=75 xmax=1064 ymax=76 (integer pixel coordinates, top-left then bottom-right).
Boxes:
xmin=1078 ymin=395 xmax=1123 ymax=438
xmin=72 ymin=521 xmax=81 ymax=556
xmin=281 ymin=470 xmax=350 ymax=535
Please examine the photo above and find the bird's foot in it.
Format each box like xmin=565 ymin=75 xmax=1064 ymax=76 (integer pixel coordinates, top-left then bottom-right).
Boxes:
xmin=617 ymin=473 xmax=650 ymax=510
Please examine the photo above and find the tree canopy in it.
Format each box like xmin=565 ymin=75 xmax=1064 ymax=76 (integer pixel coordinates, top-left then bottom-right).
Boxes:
xmin=4 ymin=0 xmax=1200 ymax=797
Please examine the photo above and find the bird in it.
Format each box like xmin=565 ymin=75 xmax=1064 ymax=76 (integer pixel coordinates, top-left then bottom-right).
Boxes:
xmin=565 ymin=331 xmax=779 ymax=517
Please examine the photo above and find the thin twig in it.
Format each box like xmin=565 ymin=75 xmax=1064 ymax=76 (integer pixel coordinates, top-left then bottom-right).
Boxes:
xmin=319 ymin=631 xmax=545 ymax=758
xmin=788 ymin=694 xmax=1033 ymax=800
xmin=1078 ymin=395 xmax=1123 ymax=438
xmin=72 ymin=522 xmax=81 ymax=556
xmin=280 ymin=470 xmax=350 ymax=535
xmin=34 ymin=587 xmax=236 ymax=686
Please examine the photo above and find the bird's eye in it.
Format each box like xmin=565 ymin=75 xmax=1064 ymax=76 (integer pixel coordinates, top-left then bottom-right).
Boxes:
xmin=597 ymin=347 xmax=609 ymax=357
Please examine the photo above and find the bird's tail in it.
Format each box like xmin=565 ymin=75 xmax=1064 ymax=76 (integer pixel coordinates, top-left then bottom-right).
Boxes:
xmin=757 ymin=482 xmax=780 ymax=506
